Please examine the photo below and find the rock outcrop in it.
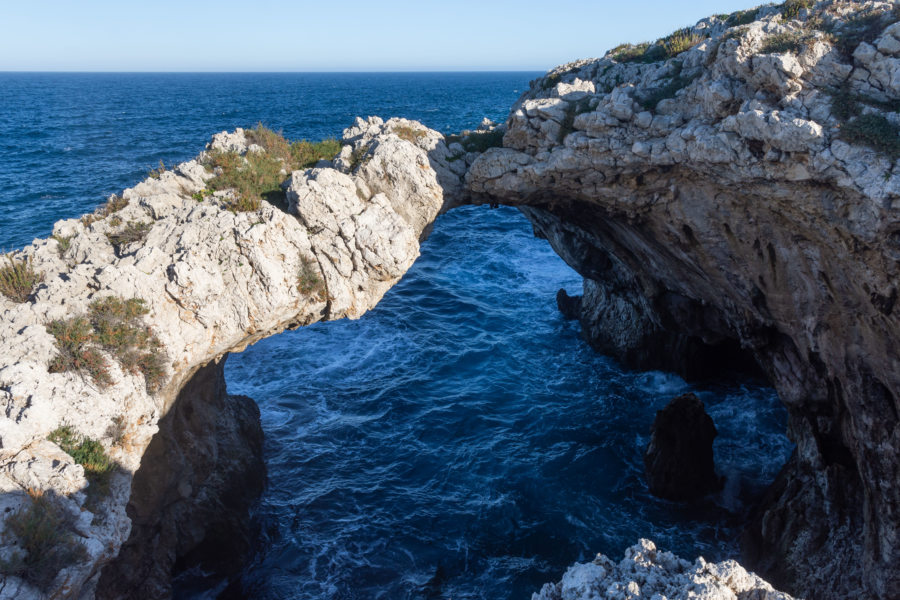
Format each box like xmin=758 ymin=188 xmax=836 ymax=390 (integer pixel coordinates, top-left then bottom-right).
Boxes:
xmin=644 ymin=393 xmax=722 ymax=502
xmin=532 ymin=539 xmax=793 ymax=600
xmin=0 ymin=117 xmax=462 ymax=598
xmin=466 ymin=1 xmax=900 ymax=598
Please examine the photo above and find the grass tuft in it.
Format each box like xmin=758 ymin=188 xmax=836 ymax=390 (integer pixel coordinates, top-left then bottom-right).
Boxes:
xmin=823 ymin=8 xmax=900 ymax=57
xmin=392 ymin=125 xmax=427 ymax=144
xmin=48 ymin=425 xmax=112 ymax=484
xmin=610 ymin=27 xmax=707 ymax=64
xmin=204 ymin=124 xmax=340 ymax=212
xmin=297 ymin=255 xmax=325 ymax=299
xmin=106 ymin=221 xmax=151 ymax=250
xmin=0 ymin=490 xmax=88 ymax=591
xmin=46 ymin=296 xmax=166 ymax=393
xmin=760 ymin=30 xmax=816 ymax=54
xmin=148 ymin=159 xmax=167 ymax=179
xmin=726 ymin=8 xmax=759 ymax=27
xmin=781 ymin=0 xmax=813 ymax=21
xmin=841 ymin=114 xmax=900 ymax=159
xmin=0 ymin=255 xmax=44 ymax=303
xmin=47 ymin=317 xmax=111 ymax=387
xmin=51 ymin=234 xmax=73 ymax=256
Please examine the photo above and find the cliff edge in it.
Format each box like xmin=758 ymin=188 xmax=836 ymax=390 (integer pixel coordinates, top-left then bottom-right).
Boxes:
xmin=466 ymin=1 xmax=900 ymax=598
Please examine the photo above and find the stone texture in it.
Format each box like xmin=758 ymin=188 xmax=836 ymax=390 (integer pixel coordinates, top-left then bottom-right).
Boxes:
xmin=0 ymin=118 xmax=458 ymax=598
xmin=467 ymin=2 xmax=900 ymax=598
xmin=532 ymin=539 xmax=793 ymax=600
xmin=644 ymin=393 xmax=722 ymax=502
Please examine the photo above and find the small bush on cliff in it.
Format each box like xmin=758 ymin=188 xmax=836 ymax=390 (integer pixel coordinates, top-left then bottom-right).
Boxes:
xmin=840 ymin=114 xmax=900 ymax=159
xmin=824 ymin=7 xmax=900 ymax=57
xmin=0 ymin=254 xmax=44 ymax=303
xmin=760 ymin=30 xmax=816 ymax=54
xmin=725 ymin=7 xmax=759 ymax=27
xmin=392 ymin=125 xmax=427 ymax=144
xmin=205 ymin=124 xmax=340 ymax=212
xmin=48 ymin=425 xmax=113 ymax=496
xmin=297 ymin=255 xmax=325 ymax=299
xmin=446 ymin=129 xmax=505 ymax=153
xmin=106 ymin=220 xmax=151 ymax=251
xmin=780 ymin=0 xmax=813 ymax=21
xmin=610 ymin=27 xmax=707 ymax=63
xmin=0 ymin=489 xmax=88 ymax=591
xmin=52 ymin=233 xmax=73 ymax=256
xmin=46 ymin=296 xmax=166 ymax=393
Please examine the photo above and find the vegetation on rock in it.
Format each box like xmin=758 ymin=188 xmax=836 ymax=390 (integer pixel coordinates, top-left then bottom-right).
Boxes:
xmin=297 ymin=255 xmax=325 ymax=299
xmin=0 ymin=490 xmax=88 ymax=591
xmin=106 ymin=220 xmax=152 ymax=250
xmin=205 ymin=124 xmax=340 ymax=212
xmin=0 ymin=254 xmax=43 ymax=302
xmin=48 ymin=424 xmax=113 ymax=496
xmin=47 ymin=296 xmax=166 ymax=392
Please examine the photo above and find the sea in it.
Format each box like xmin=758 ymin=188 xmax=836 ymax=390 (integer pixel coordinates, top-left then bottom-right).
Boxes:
xmin=0 ymin=73 xmax=793 ymax=599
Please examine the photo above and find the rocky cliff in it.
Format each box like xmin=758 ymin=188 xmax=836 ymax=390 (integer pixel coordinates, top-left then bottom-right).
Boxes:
xmin=0 ymin=117 xmax=464 ymax=598
xmin=2 ymin=1 xmax=899 ymax=599
xmin=466 ymin=1 xmax=900 ymax=598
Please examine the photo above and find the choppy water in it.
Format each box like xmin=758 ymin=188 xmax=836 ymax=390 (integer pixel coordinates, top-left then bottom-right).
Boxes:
xmin=0 ymin=73 xmax=793 ymax=600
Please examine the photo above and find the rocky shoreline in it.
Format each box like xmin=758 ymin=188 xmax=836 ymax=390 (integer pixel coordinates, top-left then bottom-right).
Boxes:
xmin=2 ymin=1 xmax=899 ymax=598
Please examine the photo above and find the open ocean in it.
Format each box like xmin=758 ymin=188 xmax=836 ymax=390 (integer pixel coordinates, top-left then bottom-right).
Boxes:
xmin=0 ymin=72 xmax=793 ymax=599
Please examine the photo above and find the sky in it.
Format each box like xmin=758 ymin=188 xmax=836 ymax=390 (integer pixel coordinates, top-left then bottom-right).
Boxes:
xmin=1 ymin=0 xmax=760 ymax=71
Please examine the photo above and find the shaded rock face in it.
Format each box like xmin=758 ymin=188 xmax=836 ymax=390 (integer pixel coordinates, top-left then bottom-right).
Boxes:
xmin=96 ymin=357 xmax=264 ymax=600
xmin=466 ymin=2 xmax=900 ymax=598
xmin=644 ymin=393 xmax=721 ymax=502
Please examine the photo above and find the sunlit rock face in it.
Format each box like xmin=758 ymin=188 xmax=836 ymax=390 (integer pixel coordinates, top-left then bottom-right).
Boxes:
xmin=467 ymin=2 xmax=900 ymax=598
xmin=0 ymin=118 xmax=459 ymax=599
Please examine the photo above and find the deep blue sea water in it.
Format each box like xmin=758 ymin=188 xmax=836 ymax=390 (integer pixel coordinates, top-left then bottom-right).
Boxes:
xmin=0 ymin=73 xmax=793 ymax=600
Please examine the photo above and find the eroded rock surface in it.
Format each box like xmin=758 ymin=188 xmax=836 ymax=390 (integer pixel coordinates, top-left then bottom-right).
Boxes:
xmin=466 ymin=2 xmax=900 ymax=598
xmin=644 ymin=393 xmax=721 ymax=502
xmin=532 ymin=539 xmax=793 ymax=600
xmin=0 ymin=117 xmax=460 ymax=598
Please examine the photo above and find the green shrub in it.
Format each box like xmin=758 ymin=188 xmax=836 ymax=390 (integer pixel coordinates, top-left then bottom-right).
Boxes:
xmin=290 ymin=138 xmax=341 ymax=169
xmin=205 ymin=124 xmax=341 ymax=212
xmin=841 ymin=114 xmax=900 ymax=159
xmin=48 ymin=425 xmax=112 ymax=481
xmin=392 ymin=125 xmax=426 ymax=144
xmin=46 ymin=296 xmax=166 ymax=393
xmin=297 ymin=256 xmax=325 ymax=299
xmin=47 ymin=316 xmax=111 ymax=387
xmin=610 ymin=27 xmax=706 ymax=64
xmin=825 ymin=8 xmax=900 ymax=56
xmin=148 ymin=159 xmax=166 ymax=179
xmin=447 ymin=129 xmax=505 ymax=153
xmin=88 ymin=297 xmax=166 ymax=393
xmin=0 ymin=255 xmax=44 ymax=303
xmin=781 ymin=0 xmax=813 ymax=20
xmin=48 ymin=425 xmax=114 ymax=501
xmin=610 ymin=42 xmax=652 ymax=63
xmin=51 ymin=234 xmax=73 ymax=256
xmin=726 ymin=8 xmax=759 ymax=26
xmin=106 ymin=221 xmax=151 ymax=250
xmin=639 ymin=70 xmax=701 ymax=110
xmin=0 ymin=491 xmax=88 ymax=591
xmin=760 ymin=30 xmax=815 ymax=54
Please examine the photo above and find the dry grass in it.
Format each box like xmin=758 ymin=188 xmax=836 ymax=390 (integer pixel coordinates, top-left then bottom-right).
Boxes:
xmin=0 ymin=489 xmax=88 ymax=591
xmin=204 ymin=124 xmax=340 ymax=212
xmin=0 ymin=254 xmax=43 ymax=303
xmin=46 ymin=296 xmax=167 ymax=393
xmin=106 ymin=221 xmax=151 ymax=250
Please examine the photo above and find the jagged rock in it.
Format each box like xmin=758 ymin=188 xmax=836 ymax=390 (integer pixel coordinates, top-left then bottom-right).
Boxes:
xmin=0 ymin=117 xmax=460 ymax=598
xmin=556 ymin=288 xmax=582 ymax=320
xmin=531 ymin=539 xmax=793 ymax=600
xmin=467 ymin=2 xmax=900 ymax=598
xmin=644 ymin=393 xmax=722 ymax=502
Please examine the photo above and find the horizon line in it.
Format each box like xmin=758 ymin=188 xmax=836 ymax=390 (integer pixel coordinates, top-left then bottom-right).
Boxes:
xmin=0 ymin=69 xmax=549 ymax=74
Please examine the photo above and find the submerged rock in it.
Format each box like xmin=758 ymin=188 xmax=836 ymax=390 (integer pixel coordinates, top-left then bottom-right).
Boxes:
xmin=644 ymin=393 xmax=722 ymax=502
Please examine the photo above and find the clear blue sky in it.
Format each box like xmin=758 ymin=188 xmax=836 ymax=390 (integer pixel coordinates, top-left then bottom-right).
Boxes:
xmin=2 ymin=0 xmax=758 ymax=71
